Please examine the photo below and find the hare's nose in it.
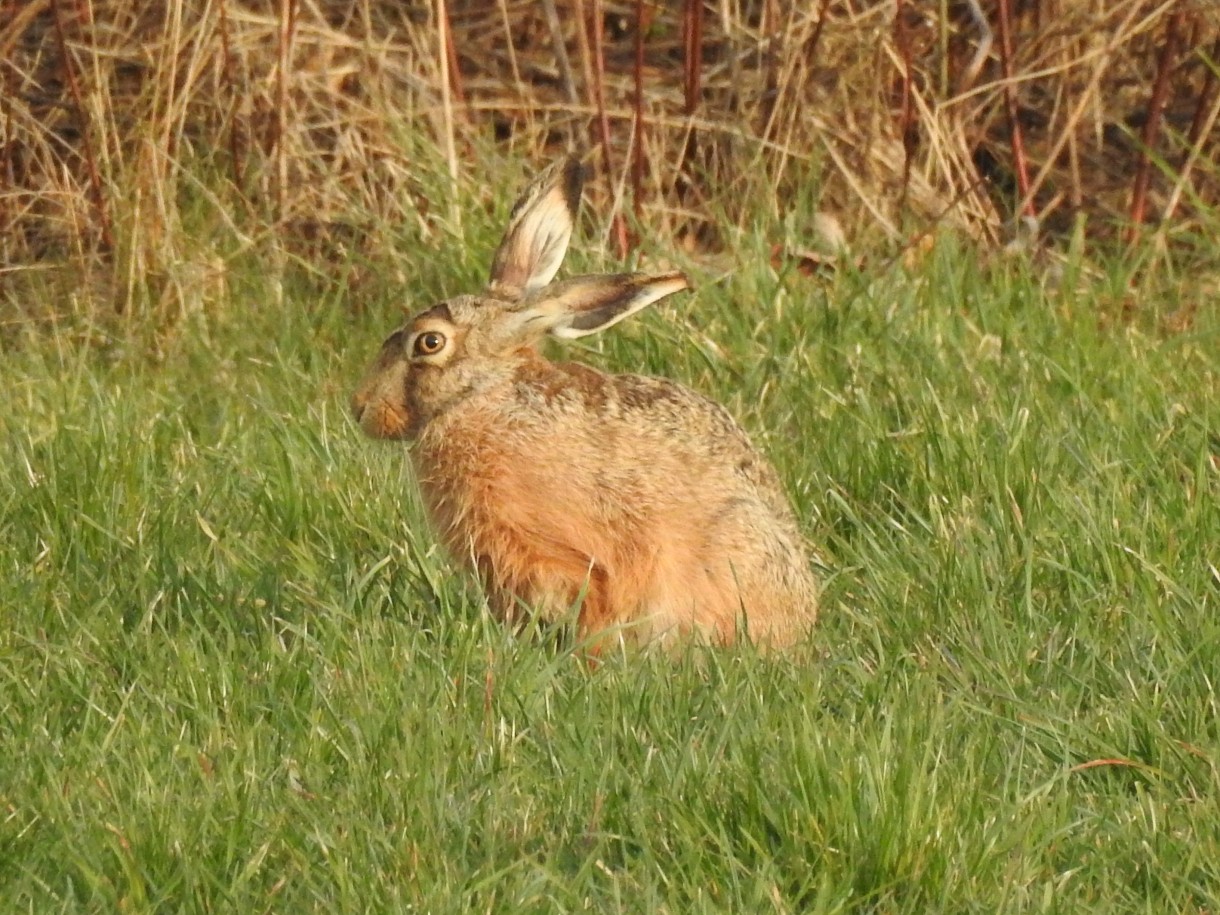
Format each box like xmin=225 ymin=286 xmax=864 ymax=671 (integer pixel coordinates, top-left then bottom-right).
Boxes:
xmin=351 ymin=394 xmax=412 ymax=441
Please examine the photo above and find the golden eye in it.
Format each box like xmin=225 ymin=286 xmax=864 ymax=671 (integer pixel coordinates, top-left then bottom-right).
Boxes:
xmin=413 ymin=331 xmax=446 ymax=356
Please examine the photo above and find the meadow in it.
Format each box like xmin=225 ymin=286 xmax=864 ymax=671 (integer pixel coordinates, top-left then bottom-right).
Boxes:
xmin=2 ymin=166 xmax=1218 ymax=911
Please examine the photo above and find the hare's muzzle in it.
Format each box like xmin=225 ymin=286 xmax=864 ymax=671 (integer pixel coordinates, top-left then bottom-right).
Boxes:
xmin=350 ymin=390 xmax=411 ymax=440
xmin=350 ymin=361 xmax=412 ymax=440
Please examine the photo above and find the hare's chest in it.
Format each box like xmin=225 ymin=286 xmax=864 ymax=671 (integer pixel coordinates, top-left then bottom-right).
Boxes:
xmin=411 ymin=410 xmax=548 ymax=534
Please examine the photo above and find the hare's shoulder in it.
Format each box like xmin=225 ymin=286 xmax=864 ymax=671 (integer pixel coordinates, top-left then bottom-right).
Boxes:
xmin=511 ymin=359 xmax=741 ymax=433
xmin=509 ymin=359 xmax=790 ymax=495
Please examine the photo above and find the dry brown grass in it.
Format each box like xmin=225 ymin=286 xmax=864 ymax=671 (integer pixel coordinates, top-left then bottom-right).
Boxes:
xmin=2 ymin=0 xmax=1217 ymax=319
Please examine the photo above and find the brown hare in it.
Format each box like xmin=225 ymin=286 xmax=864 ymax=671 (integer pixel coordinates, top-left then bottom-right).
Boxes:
xmin=351 ymin=158 xmax=817 ymax=650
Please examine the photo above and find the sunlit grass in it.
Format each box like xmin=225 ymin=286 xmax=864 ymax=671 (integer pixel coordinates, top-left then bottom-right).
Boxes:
xmin=1 ymin=203 xmax=1218 ymax=912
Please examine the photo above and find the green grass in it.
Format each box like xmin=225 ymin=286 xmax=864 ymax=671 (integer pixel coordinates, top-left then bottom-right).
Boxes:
xmin=2 ymin=219 xmax=1218 ymax=912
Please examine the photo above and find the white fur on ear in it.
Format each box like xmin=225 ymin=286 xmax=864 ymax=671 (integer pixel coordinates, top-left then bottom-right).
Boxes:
xmin=488 ymin=158 xmax=585 ymax=297
xmin=523 ymin=272 xmax=689 ymax=340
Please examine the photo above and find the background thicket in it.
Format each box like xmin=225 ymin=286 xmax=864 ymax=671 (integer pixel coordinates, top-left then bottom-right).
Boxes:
xmin=3 ymin=0 xmax=1219 ymax=325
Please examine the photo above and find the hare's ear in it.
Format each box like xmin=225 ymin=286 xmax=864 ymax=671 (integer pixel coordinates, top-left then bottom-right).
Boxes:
xmin=488 ymin=157 xmax=585 ymax=298
xmin=520 ymin=272 xmax=689 ymax=340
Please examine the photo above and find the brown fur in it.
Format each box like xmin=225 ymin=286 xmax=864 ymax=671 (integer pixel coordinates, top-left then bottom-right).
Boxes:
xmin=351 ymin=158 xmax=817 ymax=651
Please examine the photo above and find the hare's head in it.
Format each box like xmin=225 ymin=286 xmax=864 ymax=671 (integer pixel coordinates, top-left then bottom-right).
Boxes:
xmin=352 ymin=158 xmax=688 ymax=440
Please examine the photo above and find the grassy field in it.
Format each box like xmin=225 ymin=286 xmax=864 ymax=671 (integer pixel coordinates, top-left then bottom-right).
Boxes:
xmin=2 ymin=189 xmax=1219 ymax=911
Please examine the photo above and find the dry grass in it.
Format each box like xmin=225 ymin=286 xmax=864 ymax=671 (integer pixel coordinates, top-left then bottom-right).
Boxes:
xmin=2 ymin=0 xmax=1218 ymax=320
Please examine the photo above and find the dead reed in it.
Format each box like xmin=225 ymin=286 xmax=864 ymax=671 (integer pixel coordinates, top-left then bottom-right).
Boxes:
xmin=1 ymin=0 xmax=1216 ymax=319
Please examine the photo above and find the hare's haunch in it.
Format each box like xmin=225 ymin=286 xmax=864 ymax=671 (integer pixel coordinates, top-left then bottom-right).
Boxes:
xmin=352 ymin=158 xmax=817 ymax=649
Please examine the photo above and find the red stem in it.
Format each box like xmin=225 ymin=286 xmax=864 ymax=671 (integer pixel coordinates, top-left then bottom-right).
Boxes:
xmin=996 ymin=0 xmax=1035 ymax=218
xmin=683 ymin=0 xmax=702 ymax=115
xmin=1126 ymin=7 xmax=1187 ymax=243
xmin=441 ymin=0 xmax=467 ymax=111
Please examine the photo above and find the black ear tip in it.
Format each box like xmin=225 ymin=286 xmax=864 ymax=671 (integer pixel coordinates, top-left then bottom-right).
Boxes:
xmin=561 ymin=156 xmax=587 ymax=212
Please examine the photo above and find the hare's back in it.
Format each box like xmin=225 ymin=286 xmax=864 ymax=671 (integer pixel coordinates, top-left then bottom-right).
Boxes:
xmin=505 ymin=361 xmax=795 ymax=518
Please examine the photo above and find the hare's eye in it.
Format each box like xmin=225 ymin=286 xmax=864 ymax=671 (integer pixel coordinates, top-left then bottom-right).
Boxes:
xmin=414 ymin=331 xmax=446 ymax=356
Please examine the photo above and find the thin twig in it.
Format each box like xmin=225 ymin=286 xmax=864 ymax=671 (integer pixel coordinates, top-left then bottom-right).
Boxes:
xmin=436 ymin=0 xmax=459 ymax=223
xmin=957 ymin=0 xmax=993 ymax=95
xmin=441 ymin=0 xmax=467 ymax=112
xmin=274 ymin=0 xmax=297 ymax=222
xmin=495 ymin=0 xmax=531 ymax=138
xmin=217 ymin=0 xmax=245 ymax=191
xmin=1160 ymin=42 xmax=1220 ymax=225
xmin=1015 ymin=1 xmax=1154 ymax=219
xmin=632 ymin=0 xmax=645 ymax=222
xmin=894 ymin=0 xmax=915 ymax=215
xmin=0 ymin=0 xmax=51 ymax=63
xmin=995 ymin=0 xmax=1035 ymax=218
xmin=587 ymin=0 xmax=628 ymax=258
xmin=1184 ymin=35 xmax=1220 ymax=152
xmin=0 ymin=0 xmax=18 ymax=241
xmin=541 ymin=0 xmax=580 ymax=106
xmin=1126 ymin=6 xmax=1186 ymax=244
xmin=804 ymin=0 xmax=834 ymax=71
xmin=758 ymin=0 xmax=780 ymax=142
xmin=51 ymin=0 xmax=113 ymax=251
xmin=683 ymin=0 xmax=703 ymax=115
